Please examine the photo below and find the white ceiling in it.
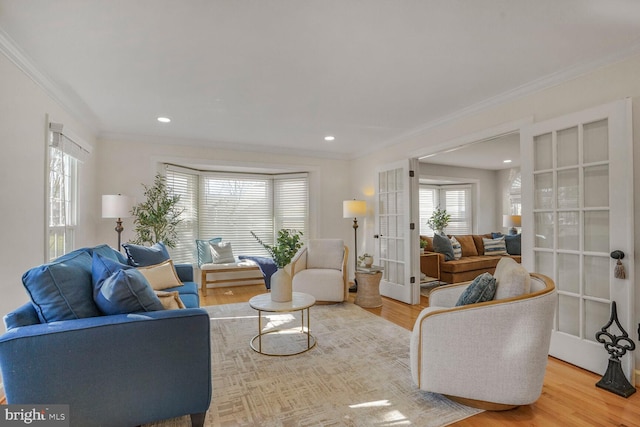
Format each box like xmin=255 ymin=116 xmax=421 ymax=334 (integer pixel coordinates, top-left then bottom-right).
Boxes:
xmin=2 ymin=1 xmax=640 ymax=160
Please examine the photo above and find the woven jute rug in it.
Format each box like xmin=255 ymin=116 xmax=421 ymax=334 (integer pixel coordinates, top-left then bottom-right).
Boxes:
xmin=146 ymin=301 xmax=481 ymax=426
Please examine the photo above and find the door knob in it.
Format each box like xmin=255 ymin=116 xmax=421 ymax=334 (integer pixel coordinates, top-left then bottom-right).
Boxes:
xmin=610 ymin=250 xmax=625 ymax=260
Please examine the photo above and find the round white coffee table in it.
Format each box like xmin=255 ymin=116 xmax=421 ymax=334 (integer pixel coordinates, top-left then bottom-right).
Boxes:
xmin=248 ymin=292 xmax=317 ymax=356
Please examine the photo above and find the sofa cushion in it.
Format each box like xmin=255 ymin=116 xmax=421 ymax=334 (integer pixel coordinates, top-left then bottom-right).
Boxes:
xmin=92 ymin=253 xmax=164 ymax=315
xmin=22 ymin=250 xmax=101 ymax=323
xmin=494 ymin=257 xmax=531 ymax=300
xmin=450 ymin=236 xmax=462 ymax=260
xmin=439 ymin=256 xmax=503 ymax=273
xmin=455 ymin=235 xmax=479 ymax=257
xmin=209 ymin=241 xmax=236 ymax=264
xmin=455 ymin=272 xmax=497 ymax=306
xmin=433 ymin=233 xmax=454 ymax=261
xmin=483 ymin=236 xmax=508 ymax=256
xmin=307 ymin=239 xmax=344 ymax=269
xmin=138 ymin=259 xmax=183 ymax=290
xmin=122 ymin=242 xmax=171 ymax=267
xmin=196 ymin=237 xmax=222 ymax=266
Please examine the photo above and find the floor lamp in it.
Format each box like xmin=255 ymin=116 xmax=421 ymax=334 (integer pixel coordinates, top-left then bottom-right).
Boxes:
xmin=102 ymin=194 xmax=135 ymax=251
xmin=343 ymin=199 xmax=367 ymax=292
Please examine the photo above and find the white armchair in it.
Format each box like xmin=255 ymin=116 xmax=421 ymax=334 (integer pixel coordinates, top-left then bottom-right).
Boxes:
xmin=290 ymin=239 xmax=349 ymax=302
xmin=410 ymin=262 xmax=557 ymax=410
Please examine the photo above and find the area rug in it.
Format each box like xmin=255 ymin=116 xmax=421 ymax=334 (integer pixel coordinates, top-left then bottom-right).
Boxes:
xmin=146 ymin=302 xmax=482 ymax=426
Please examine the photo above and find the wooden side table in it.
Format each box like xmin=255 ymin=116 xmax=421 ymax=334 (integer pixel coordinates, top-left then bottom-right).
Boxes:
xmin=420 ymin=252 xmax=440 ymax=284
xmin=354 ymin=270 xmax=383 ymax=308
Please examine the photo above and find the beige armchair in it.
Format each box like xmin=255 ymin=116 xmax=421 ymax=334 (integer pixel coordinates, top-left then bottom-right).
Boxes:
xmin=290 ymin=239 xmax=349 ymax=302
xmin=410 ymin=260 xmax=557 ymax=410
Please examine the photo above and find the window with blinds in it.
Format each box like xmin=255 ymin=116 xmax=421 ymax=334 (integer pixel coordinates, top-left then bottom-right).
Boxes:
xmin=419 ymin=184 xmax=473 ymax=236
xmin=165 ymin=166 xmax=309 ymax=263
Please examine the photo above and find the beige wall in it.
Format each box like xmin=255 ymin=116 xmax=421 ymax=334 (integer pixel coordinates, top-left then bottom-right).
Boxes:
xmin=0 ymin=53 xmax=99 ymax=333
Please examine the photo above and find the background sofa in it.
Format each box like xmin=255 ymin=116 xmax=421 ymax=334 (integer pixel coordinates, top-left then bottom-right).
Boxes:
xmin=420 ymin=233 xmax=521 ymax=284
xmin=0 ymin=244 xmax=211 ymax=427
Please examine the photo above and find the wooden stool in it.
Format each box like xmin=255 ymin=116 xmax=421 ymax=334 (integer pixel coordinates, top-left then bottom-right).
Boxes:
xmin=354 ymin=271 xmax=383 ymax=308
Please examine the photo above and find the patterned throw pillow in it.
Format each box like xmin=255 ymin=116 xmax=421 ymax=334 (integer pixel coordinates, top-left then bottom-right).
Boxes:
xmin=450 ymin=236 xmax=462 ymax=260
xmin=455 ymin=272 xmax=497 ymax=306
xmin=483 ymin=236 xmax=507 ymax=256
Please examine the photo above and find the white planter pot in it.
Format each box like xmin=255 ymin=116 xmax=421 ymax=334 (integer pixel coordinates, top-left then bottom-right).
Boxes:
xmin=270 ymin=268 xmax=292 ymax=302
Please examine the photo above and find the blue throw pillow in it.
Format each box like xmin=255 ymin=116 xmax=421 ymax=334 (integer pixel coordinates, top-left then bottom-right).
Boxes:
xmin=89 ymin=244 xmax=128 ymax=264
xmin=505 ymin=234 xmax=521 ymax=255
xmin=196 ymin=237 xmax=223 ymax=266
xmin=22 ymin=250 xmax=101 ymax=323
xmin=455 ymin=272 xmax=497 ymax=306
xmin=92 ymin=253 xmax=164 ymax=315
xmin=433 ymin=233 xmax=455 ymax=261
xmin=122 ymin=242 xmax=170 ymax=267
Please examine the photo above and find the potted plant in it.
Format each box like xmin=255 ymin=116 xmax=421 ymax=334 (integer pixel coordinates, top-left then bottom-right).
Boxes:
xmin=130 ymin=174 xmax=184 ymax=248
xmin=419 ymin=239 xmax=428 ymax=254
xmin=358 ymin=253 xmax=374 ymax=268
xmin=427 ymin=207 xmax=450 ymax=235
xmin=251 ymin=229 xmax=304 ymax=302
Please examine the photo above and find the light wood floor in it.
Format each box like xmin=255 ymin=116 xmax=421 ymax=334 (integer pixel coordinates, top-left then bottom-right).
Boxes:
xmin=202 ymin=284 xmax=640 ymax=427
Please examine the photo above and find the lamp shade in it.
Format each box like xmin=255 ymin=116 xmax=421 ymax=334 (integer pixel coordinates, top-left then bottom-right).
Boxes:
xmin=102 ymin=195 xmax=135 ymax=219
xmin=502 ymin=215 xmax=522 ymax=228
xmin=343 ymin=200 xmax=366 ymax=218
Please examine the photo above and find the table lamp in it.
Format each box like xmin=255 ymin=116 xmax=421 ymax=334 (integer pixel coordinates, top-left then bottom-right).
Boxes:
xmin=102 ymin=194 xmax=135 ymax=251
xmin=503 ymin=215 xmax=521 ymax=235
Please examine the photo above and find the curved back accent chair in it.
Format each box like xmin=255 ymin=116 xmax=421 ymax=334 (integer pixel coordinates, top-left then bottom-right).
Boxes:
xmin=290 ymin=239 xmax=349 ymax=303
xmin=410 ymin=270 xmax=557 ymax=411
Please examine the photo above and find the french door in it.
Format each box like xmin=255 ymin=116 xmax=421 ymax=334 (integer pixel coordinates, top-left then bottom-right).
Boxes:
xmin=521 ymin=99 xmax=634 ymax=382
xmin=375 ymin=159 xmax=420 ymax=304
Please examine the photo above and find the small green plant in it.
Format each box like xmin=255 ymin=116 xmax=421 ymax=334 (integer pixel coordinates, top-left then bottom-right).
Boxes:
xmin=420 ymin=239 xmax=428 ymax=249
xmin=251 ymin=229 xmax=304 ymax=268
xmin=131 ymin=174 xmax=184 ymax=248
xmin=427 ymin=207 xmax=450 ymax=234
xmin=358 ymin=253 xmax=373 ymax=265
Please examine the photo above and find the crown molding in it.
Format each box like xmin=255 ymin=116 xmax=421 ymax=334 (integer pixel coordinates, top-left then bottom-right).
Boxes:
xmin=0 ymin=26 xmax=100 ymax=133
xmin=380 ymin=41 xmax=640 ymax=150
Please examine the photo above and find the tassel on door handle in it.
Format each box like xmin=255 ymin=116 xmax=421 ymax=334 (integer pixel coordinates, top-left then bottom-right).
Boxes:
xmin=611 ymin=250 xmax=626 ymax=279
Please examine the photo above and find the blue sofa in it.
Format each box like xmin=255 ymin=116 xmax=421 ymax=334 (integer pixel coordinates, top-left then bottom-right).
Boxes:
xmin=0 ymin=245 xmax=212 ymax=427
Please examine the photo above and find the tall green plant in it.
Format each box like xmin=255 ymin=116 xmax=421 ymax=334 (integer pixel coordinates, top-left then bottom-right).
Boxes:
xmin=131 ymin=174 xmax=184 ymax=248
xmin=251 ymin=229 xmax=304 ymax=268
xmin=427 ymin=207 xmax=450 ymax=234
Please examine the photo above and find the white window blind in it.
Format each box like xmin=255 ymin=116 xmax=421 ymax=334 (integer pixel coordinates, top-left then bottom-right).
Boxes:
xmin=200 ymin=173 xmax=274 ymax=257
xmin=274 ymin=174 xmax=308 ymax=233
xmin=443 ymin=187 xmax=472 ymax=235
xmin=419 ymin=184 xmax=473 ymax=236
xmin=419 ymin=186 xmax=437 ymax=236
xmin=165 ymin=168 xmax=199 ymax=262
xmin=47 ymin=122 xmax=88 ymax=261
xmin=165 ymin=166 xmax=309 ymax=263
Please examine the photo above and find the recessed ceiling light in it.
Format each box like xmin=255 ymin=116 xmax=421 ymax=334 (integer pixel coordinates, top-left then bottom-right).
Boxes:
xmin=157 ymin=117 xmax=171 ymax=123
xmin=324 ymin=135 xmax=335 ymax=141
xmin=503 ymin=159 xmax=512 ymax=163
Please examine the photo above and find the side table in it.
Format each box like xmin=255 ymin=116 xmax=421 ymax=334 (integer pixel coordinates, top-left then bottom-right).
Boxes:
xmin=354 ymin=270 xmax=383 ymax=308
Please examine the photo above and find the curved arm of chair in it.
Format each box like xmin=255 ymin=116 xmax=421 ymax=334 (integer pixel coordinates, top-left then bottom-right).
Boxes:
xmin=341 ymin=245 xmax=349 ymax=299
xmin=410 ymin=274 xmax=557 ymax=407
xmin=427 ymin=281 xmax=472 ymax=307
